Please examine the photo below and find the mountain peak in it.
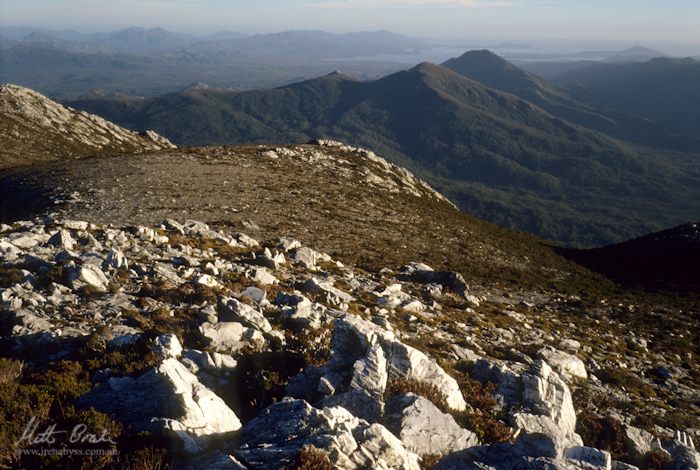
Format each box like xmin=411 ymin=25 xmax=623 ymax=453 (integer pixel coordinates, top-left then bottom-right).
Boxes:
xmin=443 ymin=49 xmax=520 ymax=74
xmin=410 ymin=61 xmax=443 ymax=73
xmin=323 ymin=70 xmax=351 ymax=79
xmin=605 ymin=45 xmax=668 ymax=62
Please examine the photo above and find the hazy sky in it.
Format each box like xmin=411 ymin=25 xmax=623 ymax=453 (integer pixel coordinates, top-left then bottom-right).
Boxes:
xmin=2 ymin=0 xmax=700 ymax=45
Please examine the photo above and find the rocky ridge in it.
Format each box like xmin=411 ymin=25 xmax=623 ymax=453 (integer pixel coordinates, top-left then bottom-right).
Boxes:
xmin=0 ymin=83 xmax=174 ymax=170
xmin=1 ymin=217 xmax=698 ymax=469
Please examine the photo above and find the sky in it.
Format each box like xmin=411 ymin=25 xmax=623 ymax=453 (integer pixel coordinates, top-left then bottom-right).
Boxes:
xmin=1 ymin=0 xmax=700 ymax=47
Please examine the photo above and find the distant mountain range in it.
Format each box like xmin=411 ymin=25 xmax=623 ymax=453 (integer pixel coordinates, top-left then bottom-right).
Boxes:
xmin=518 ymin=46 xmax=671 ymax=79
xmin=444 ymin=51 xmax=700 ymax=151
xmin=2 ymin=26 xmax=690 ymax=100
xmin=0 ymin=28 xmax=422 ymax=97
xmin=66 ymin=56 xmax=700 ymax=247
xmin=0 ymin=26 xmax=419 ymax=57
xmin=553 ymin=57 xmax=700 ymax=137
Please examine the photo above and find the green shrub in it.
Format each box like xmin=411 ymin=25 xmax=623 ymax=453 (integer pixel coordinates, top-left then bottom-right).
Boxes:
xmin=388 ymin=379 xmax=450 ymax=413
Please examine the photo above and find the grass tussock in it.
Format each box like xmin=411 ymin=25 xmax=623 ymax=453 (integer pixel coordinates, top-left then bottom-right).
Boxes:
xmin=290 ymin=445 xmax=333 ymax=470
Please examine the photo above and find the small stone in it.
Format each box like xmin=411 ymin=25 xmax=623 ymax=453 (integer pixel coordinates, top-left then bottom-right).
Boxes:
xmin=65 ymin=264 xmax=109 ymax=293
xmin=152 ymin=334 xmax=183 ymax=360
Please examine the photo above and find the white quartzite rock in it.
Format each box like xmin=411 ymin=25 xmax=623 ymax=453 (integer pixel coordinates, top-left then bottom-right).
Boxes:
xmin=236 ymin=398 xmax=420 ymax=470
xmin=293 ymin=247 xmax=322 ymax=269
xmin=153 ymin=333 xmax=183 ymax=359
xmin=298 ymin=277 xmax=354 ymax=307
xmin=199 ymin=321 xmax=266 ymax=354
xmin=103 ymin=248 xmax=128 ymax=270
xmin=666 ymin=432 xmax=700 ymax=470
xmin=322 ymin=342 xmax=388 ymax=421
xmin=564 ymin=446 xmax=612 ymax=469
xmin=521 ymin=360 xmax=578 ymax=436
xmin=65 ymin=264 xmax=110 ymax=292
xmin=512 ymin=413 xmax=583 ymax=458
xmin=538 ymin=346 xmax=588 ymax=381
xmin=181 ymin=350 xmax=238 ymax=373
xmin=622 ymin=425 xmax=655 ymax=465
xmin=48 ymin=229 xmax=75 ymax=250
xmin=194 ymin=274 xmax=222 ymax=289
xmin=78 ymin=358 xmax=241 ymax=454
xmin=218 ymin=297 xmax=272 ymax=333
xmin=385 ymin=393 xmax=479 ymax=458
xmin=387 ymin=340 xmax=467 ymax=412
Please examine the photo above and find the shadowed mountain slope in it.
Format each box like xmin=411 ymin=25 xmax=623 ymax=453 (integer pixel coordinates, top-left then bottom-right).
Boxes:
xmin=554 ymin=57 xmax=700 ymax=136
xmin=67 ymin=63 xmax=700 ymax=247
xmin=442 ymin=50 xmax=700 ymax=151
xmin=561 ymin=222 xmax=700 ymax=291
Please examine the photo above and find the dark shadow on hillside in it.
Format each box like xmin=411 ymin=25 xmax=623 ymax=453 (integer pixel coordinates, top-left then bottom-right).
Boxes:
xmin=557 ymin=222 xmax=700 ymax=292
xmin=0 ymin=169 xmax=57 ymax=224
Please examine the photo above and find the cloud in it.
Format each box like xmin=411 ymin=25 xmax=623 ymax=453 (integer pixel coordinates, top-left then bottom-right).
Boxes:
xmin=307 ymin=0 xmax=518 ymax=9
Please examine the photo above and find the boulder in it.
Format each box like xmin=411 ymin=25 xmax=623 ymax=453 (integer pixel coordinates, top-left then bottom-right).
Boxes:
xmin=48 ymin=229 xmax=75 ymax=251
xmin=538 ymin=346 xmax=588 ymax=381
xmin=311 ymin=315 xmax=466 ymax=414
xmin=327 ymin=314 xmax=395 ymax=371
xmin=181 ymin=350 xmax=238 ymax=373
xmin=472 ymin=359 xmax=525 ymax=409
xmin=0 ymin=240 xmax=21 ymax=260
xmin=162 ymin=218 xmax=185 ymax=235
xmin=9 ymin=233 xmax=46 ymax=249
xmin=249 ymin=268 xmax=278 ymax=286
xmin=622 ymin=425 xmax=654 ymax=465
xmin=103 ymin=248 xmax=128 ymax=270
xmin=387 ymin=341 xmax=467 ymax=412
xmin=666 ymin=432 xmax=700 ymax=470
xmin=234 ymin=233 xmax=259 ymax=249
xmin=318 ymin=372 xmax=344 ymax=395
xmin=194 ymin=274 xmax=222 ymax=289
xmin=401 ymin=263 xmax=469 ymax=297
xmin=297 ymin=277 xmax=354 ymax=307
xmin=293 ymin=247 xmax=321 ymax=269
xmin=256 ymin=248 xmax=285 ymax=269
xmin=434 ymin=443 xmax=605 ymax=470
xmin=152 ymin=333 xmax=183 ymax=359
xmin=199 ymin=322 xmax=266 ymax=354
xmin=62 ymin=220 xmax=89 ymax=230
xmin=218 ymin=297 xmax=272 ymax=333
xmin=277 ymin=293 xmax=326 ymax=330
xmin=278 ymin=236 xmax=301 ymax=252
xmin=322 ymin=343 xmax=388 ymax=421
xmin=521 ymin=360 xmax=577 ymax=436
xmin=11 ymin=309 xmax=54 ymax=336
xmin=77 ymin=358 xmax=241 ymax=454
xmin=512 ymin=413 xmax=583 ymax=458
xmin=385 ymin=393 xmax=479 ymax=457
xmin=236 ymin=398 xmax=420 ymax=470
xmin=564 ymin=446 xmax=611 ymax=469
xmin=241 ymin=286 xmax=266 ymax=304
xmin=64 ymin=264 xmax=109 ymax=293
